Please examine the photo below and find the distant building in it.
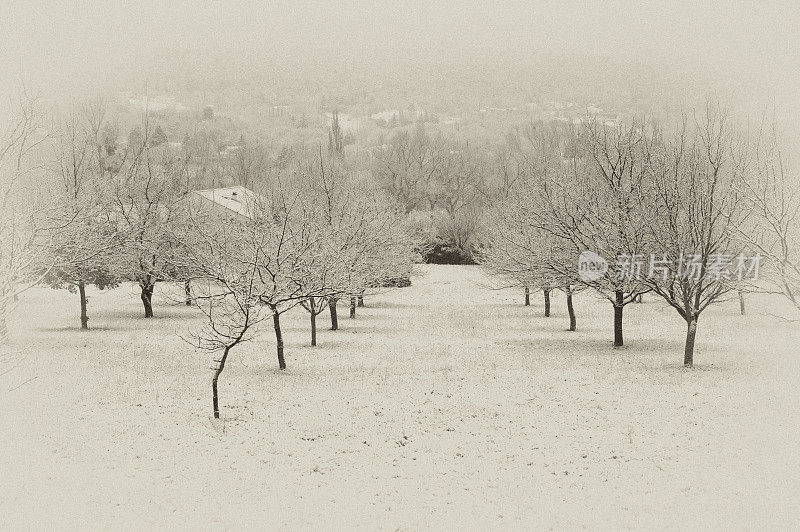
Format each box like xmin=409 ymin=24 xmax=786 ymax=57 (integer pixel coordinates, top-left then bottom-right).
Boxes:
xmin=128 ymin=95 xmax=188 ymax=113
xmin=370 ymin=109 xmax=400 ymax=123
xmin=218 ymin=145 xmax=241 ymax=159
xmin=190 ymin=186 xmax=262 ymax=220
xmin=269 ymin=105 xmax=290 ymax=118
xmin=326 ymin=112 xmax=361 ymax=133
xmin=480 ymin=107 xmax=519 ymax=113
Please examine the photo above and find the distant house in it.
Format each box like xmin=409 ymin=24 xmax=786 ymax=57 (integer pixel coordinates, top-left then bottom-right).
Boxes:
xmin=268 ymin=105 xmax=290 ymax=118
xmin=218 ymin=145 xmax=241 ymax=160
xmin=190 ymin=186 xmax=262 ymax=220
xmin=127 ymin=95 xmax=188 ymax=113
xmin=325 ymin=112 xmax=361 ymax=133
xmin=370 ymin=109 xmax=400 ymax=124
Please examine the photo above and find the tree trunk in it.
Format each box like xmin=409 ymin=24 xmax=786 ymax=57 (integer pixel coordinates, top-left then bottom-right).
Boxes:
xmin=567 ymin=290 xmax=576 ymax=331
xmin=358 ymin=293 xmax=364 ymax=307
xmin=273 ymin=310 xmax=286 ymax=370
xmin=78 ymin=281 xmax=89 ymax=330
xmin=738 ymin=290 xmax=746 ymax=315
xmin=684 ymin=317 xmax=697 ymax=366
xmin=310 ymin=311 xmax=317 ymax=347
xmin=140 ymin=282 xmax=154 ymax=318
xmin=350 ymin=296 xmax=356 ymax=318
xmin=185 ymin=280 xmax=192 ymax=306
xmin=329 ymin=297 xmax=338 ymax=330
xmin=212 ymin=345 xmax=232 ymax=419
xmin=524 ymin=285 xmax=530 ymax=306
xmin=544 ymin=289 xmax=551 ymax=317
xmin=613 ymin=290 xmax=624 ymax=347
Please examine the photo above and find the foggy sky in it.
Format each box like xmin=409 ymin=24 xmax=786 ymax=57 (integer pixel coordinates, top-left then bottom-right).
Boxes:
xmin=0 ymin=0 xmax=797 ymax=132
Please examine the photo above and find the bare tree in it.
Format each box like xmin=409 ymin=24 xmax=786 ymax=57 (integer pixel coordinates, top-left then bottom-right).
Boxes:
xmin=478 ymin=191 xmax=582 ymax=331
xmin=0 ymin=96 xmax=50 ymax=342
xmin=490 ymin=131 xmax=526 ymax=201
xmin=563 ymin=283 xmax=578 ymax=332
xmin=174 ymin=181 xmax=336 ymax=404
xmin=372 ymin=123 xmax=443 ymax=213
xmin=111 ymin=116 xmax=184 ymax=318
xmin=527 ymin=119 xmax=652 ymax=346
xmin=231 ymin=136 xmax=271 ymax=190
xmin=176 ymin=211 xmax=268 ymax=418
xmin=328 ymin=110 xmax=344 ymax=156
xmin=640 ymin=105 xmax=748 ymax=365
xmin=345 ymin=200 xmax=415 ymax=312
xmin=299 ymin=150 xmax=414 ymax=332
xmin=735 ymin=119 xmax=800 ymax=314
xmin=300 ymin=296 xmax=328 ymax=346
xmin=252 ymin=189 xmax=337 ymax=368
xmin=40 ymin=105 xmax=125 ymax=329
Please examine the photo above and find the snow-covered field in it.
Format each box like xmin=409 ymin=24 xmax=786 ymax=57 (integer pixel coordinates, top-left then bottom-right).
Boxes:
xmin=2 ymin=265 xmax=798 ymax=530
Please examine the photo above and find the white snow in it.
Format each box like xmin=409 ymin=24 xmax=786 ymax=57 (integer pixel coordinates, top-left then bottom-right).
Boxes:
xmin=1 ymin=265 xmax=798 ymax=529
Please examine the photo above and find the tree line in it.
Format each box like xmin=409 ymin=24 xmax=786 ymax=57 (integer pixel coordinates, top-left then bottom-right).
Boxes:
xmin=0 ymin=98 xmax=415 ymax=417
xmin=478 ymin=103 xmax=799 ymax=366
xmin=1 ymin=96 xmax=797 ymax=415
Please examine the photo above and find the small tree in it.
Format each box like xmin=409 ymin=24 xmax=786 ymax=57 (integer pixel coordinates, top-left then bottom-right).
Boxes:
xmin=343 ymin=199 xmax=415 ymax=315
xmin=41 ymin=233 xmax=122 ymax=329
xmin=478 ymin=192 xmax=581 ymax=331
xmin=478 ymin=198 xmax=547 ymax=302
xmin=175 ymin=182 xmax=334 ymax=417
xmin=197 ymin=182 xmax=335 ymax=369
xmin=296 ymin=149 xmax=414 ymax=332
xmin=300 ymin=296 xmax=328 ymax=346
xmin=177 ymin=212 xmax=268 ymax=418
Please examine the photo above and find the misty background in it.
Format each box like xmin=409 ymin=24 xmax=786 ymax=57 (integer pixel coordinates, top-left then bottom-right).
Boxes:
xmin=1 ymin=3 xmax=796 ymax=92
xmin=0 ymin=1 xmax=798 ymax=158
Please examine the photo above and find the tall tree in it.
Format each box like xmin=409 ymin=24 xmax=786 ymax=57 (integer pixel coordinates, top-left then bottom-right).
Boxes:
xmin=372 ymin=124 xmax=443 ymax=213
xmin=112 ymin=117 xmax=183 ymax=318
xmin=734 ymin=120 xmax=800 ymax=314
xmin=328 ymin=110 xmax=344 ymax=156
xmin=528 ymin=119 xmax=652 ymax=346
xmin=40 ymin=105 xmax=124 ymax=329
xmin=0 ymin=96 xmax=51 ymax=343
xmin=478 ymin=185 xmax=581 ymax=331
xmin=639 ymin=106 xmax=748 ymax=365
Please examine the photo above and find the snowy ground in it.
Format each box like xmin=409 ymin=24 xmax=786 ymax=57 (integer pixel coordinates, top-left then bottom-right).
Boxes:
xmin=2 ymin=265 xmax=799 ymax=530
